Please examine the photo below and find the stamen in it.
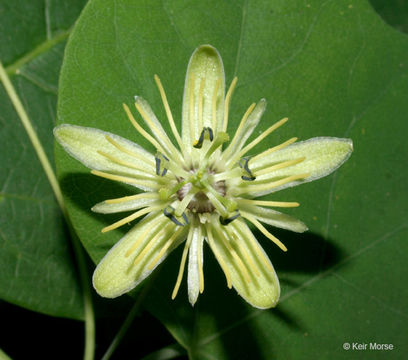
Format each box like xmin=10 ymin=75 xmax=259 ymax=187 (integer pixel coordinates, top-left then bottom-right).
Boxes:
xmin=91 ymin=170 xmax=159 ymax=189
xmin=205 ymin=224 xmax=232 ymax=288
xmin=147 ymin=227 xmax=184 ymax=270
xmin=212 ymin=78 xmax=221 ymax=130
xmin=223 ymin=77 xmax=238 ymax=132
xmin=250 ymin=137 xmax=298 ymax=163
xmin=105 ymin=135 xmax=153 ymax=166
xmin=154 ymin=75 xmax=184 ymax=151
xmin=172 ymin=227 xmax=195 ymax=299
xmin=125 ymin=215 xmax=163 ymax=257
xmin=239 ymin=157 xmax=256 ymax=181
xmin=123 ymin=104 xmax=168 ymax=157
xmin=163 ymin=206 xmax=189 ymax=226
xmin=102 ymin=205 xmax=162 ymax=233
xmin=105 ymin=192 xmax=158 ymax=204
xmin=237 ymin=198 xmax=299 ymax=208
xmin=231 ymin=220 xmax=274 ymax=272
xmin=254 ymin=157 xmax=305 ymax=175
xmin=212 ymin=168 xmax=241 ymax=182
xmin=159 ymin=180 xmax=188 ymax=201
xmin=220 ymin=210 xmax=240 ymax=225
xmin=155 ymin=152 xmax=169 ymax=176
xmin=231 ymin=117 xmax=289 ymax=164
xmin=189 ymin=73 xmax=196 ymax=142
xmin=213 ymin=225 xmax=251 ymax=283
xmin=240 ymin=173 xmax=310 ymax=194
xmin=198 ymin=78 xmax=205 ymax=131
xmin=193 ymin=127 xmax=214 ymax=149
xmin=203 ymin=132 xmax=229 ymax=160
xmin=241 ymin=212 xmax=287 ymax=251
xmin=174 ymin=189 xmax=198 ymax=217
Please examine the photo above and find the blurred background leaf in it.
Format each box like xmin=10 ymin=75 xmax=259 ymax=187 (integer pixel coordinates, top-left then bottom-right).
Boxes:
xmin=0 ymin=0 xmax=87 ymax=319
xmin=56 ymin=0 xmax=408 ymax=359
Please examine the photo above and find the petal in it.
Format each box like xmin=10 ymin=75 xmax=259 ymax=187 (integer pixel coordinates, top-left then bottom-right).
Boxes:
xmin=182 ymin=45 xmax=225 ymax=148
xmin=239 ymin=203 xmax=308 ymax=233
xmin=54 ymin=124 xmax=156 ymax=191
xmin=187 ymin=226 xmax=204 ymax=306
xmin=243 ymin=137 xmax=353 ymax=196
xmin=91 ymin=194 xmax=159 ymax=214
xmin=207 ymin=220 xmax=280 ymax=309
xmin=93 ymin=212 xmax=186 ymax=298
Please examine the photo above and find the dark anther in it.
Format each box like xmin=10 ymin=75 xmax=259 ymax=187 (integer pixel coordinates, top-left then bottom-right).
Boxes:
xmin=155 ymin=152 xmax=169 ymax=176
xmin=193 ymin=127 xmax=214 ymax=148
xmin=238 ymin=157 xmax=256 ymax=181
xmin=163 ymin=206 xmax=189 ymax=226
xmin=220 ymin=210 xmax=240 ymax=225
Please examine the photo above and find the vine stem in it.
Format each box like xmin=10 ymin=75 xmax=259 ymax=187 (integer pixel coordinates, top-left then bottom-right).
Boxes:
xmin=0 ymin=61 xmax=95 ymax=360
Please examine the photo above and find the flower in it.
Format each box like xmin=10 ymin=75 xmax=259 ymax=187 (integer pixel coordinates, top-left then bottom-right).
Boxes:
xmin=54 ymin=45 xmax=352 ymax=309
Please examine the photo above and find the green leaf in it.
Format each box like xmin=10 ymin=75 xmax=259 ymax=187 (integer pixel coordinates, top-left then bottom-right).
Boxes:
xmin=0 ymin=0 xmax=87 ymax=319
xmin=57 ymin=0 xmax=408 ymax=357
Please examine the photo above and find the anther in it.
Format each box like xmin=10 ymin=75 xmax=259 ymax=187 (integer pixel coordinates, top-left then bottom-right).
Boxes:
xmin=193 ymin=127 xmax=214 ymax=148
xmin=220 ymin=210 xmax=241 ymax=225
xmin=155 ymin=152 xmax=169 ymax=176
xmin=238 ymin=157 xmax=256 ymax=181
xmin=164 ymin=206 xmax=189 ymax=226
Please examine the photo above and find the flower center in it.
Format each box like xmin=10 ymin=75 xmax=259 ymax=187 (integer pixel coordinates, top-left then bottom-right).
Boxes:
xmin=177 ymin=169 xmax=226 ymax=214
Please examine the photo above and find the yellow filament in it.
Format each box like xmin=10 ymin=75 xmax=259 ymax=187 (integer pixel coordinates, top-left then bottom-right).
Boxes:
xmin=243 ymin=173 xmax=310 ymax=193
xmin=135 ymin=101 xmax=181 ymax=161
xmin=241 ymin=213 xmax=287 ymax=251
xmin=214 ymin=226 xmax=251 ymax=284
xmin=206 ymin=225 xmax=232 ymax=288
xmin=198 ymin=77 xmax=205 ymax=131
xmin=125 ymin=216 xmax=163 ymax=257
xmin=188 ymin=73 xmax=196 ymax=143
xmin=196 ymin=226 xmax=204 ymax=294
xmin=223 ymin=77 xmax=238 ymax=132
xmin=154 ymin=74 xmax=184 ymax=150
xmin=237 ymin=198 xmax=299 ymax=208
xmin=232 ymin=220 xmax=274 ymax=272
xmin=123 ymin=104 xmax=166 ymax=155
xmin=105 ymin=192 xmax=158 ymax=204
xmin=91 ymin=170 xmax=158 ymax=188
xmin=105 ymin=135 xmax=153 ymax=165
xmin=223 ymin=102 xmax=256 ymax=158
xmin=254 ymin=157 xmax=306 ymax=176
xmin=233 ymin=234 xmax=260 ymax=277
xmin=212 ymin=78 xmax=221 ymax=130
xmin=172 ymin=228 xmax=194 ymax=299
xmin=251 ymin=137 xmax=298 ymax=163
xmin=235 ymin=117 xmax=289 ymax=160
xmin=148 ymin=227 xmax=184 ymax=270
xmin=102 ymin=205 xmax=162 ymax=233
xmin=97 ymin=150 xmax=148 ymax=172
xmin=133 ymin=227 xmax=167 ymax=266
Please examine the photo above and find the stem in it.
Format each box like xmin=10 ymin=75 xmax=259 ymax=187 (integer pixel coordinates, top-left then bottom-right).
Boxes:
xmin=101 ymin=271 xmax=159 ymax=360
xmin=0 ymin=61 xmax=95 ymax=360
xmin=0 ymin=348 xmax=12 ymax=360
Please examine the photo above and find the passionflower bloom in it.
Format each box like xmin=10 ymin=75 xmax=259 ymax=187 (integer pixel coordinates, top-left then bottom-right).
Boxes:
xmin=54 ymin=45 xmax=352 ymax=309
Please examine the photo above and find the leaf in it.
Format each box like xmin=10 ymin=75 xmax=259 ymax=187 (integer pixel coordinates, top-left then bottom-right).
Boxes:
xmin=56 ymin=0 xmax=408 ymax=357
xmin=0 ymin=0 xmax=87 ymax=319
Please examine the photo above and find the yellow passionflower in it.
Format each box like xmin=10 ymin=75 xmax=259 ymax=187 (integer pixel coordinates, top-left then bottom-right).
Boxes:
xmin=54 ymin=45 xmax=352 ymax=309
